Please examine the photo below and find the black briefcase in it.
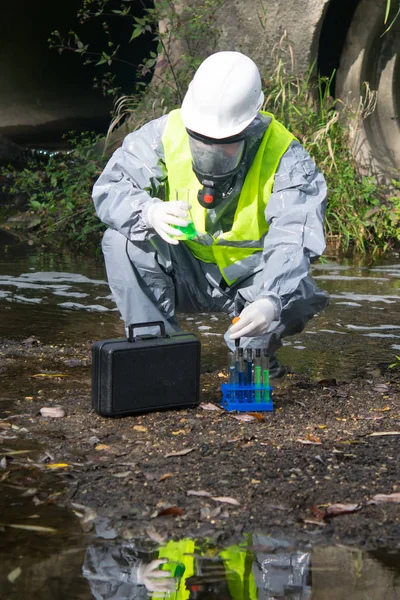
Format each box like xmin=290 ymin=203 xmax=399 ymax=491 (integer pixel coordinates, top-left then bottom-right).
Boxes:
xmin=92 ymin=321 xmax=201 ymax=417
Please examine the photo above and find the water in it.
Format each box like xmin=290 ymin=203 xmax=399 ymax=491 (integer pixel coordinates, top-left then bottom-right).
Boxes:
xmin=1 ymin=515 xmax=400 ymax=598
xmin=1 ymin=230 xmax=399 ymax=378
xmin=1 ymin=230 xmax=400 ymax=597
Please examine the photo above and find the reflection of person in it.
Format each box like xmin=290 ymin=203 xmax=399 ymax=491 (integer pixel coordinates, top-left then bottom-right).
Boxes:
xmin=93 ymin=51 xmax=328 ymax=377
xmin=82 ymin=535 xmax=311 ymax=600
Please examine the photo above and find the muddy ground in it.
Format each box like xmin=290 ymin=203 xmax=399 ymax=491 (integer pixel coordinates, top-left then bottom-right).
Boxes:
xmin=1 ymin=336 xmax=400 ymax=551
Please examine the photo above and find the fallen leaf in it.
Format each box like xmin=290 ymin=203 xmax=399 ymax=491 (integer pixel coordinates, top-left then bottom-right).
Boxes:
xmin=112 ymin=472 xmax=131 ymax=478
xmin=165 ymin=448 xmax=195 ymax=458
xmin=373 ymin=406 xmax=391 ymax=412
xmin=4 ymin=524 xmax=58 ymax=533
xmin=0 ymin=423 xmax=11 ymax=429
xmin=22 ymin=336 xmax=40 ymax=347
xmin=172 ymin=430 xmax=186 ymax=435
xmin=40 ymin=407 xmax=65 ymax=418
xmin=310 ymin=506 xmax=325 ymax=520
xmin=0 ymin=457 xmax=6 ymax=469
xmin=95 ymin=444 xmax=112 ymax=451
xmin=45 ymin=463 xmax=70 ymax=469
xmin=199 ymin=403 xmax=223 ymax=411
xmin=146 ymin=527 xmax=166 ymax=544
xmin=24 ymin=397 xmax=34 ymax=401
xmin=187 ymin=490 xmax=213 ymax=498
xmin=248 ymin=412 xmax=264 ymax=421
xmin=316 ymin=425 xmax=327 ymax=429
xmin=21 ymin=488 xmax=38 ymax=497
xmin=302 ymin=518 xmax=327 ymax=526
xmin=296 ymin=439 xmax=322 ymax=446
xmin=373 ymin=385 xmax=389 ymax=392
xmin=317 ymin=378 xmax=337 ymax=386
xmin=132 ymin=425 xmax=148 ymax=433
xmin=3 ymin=450 xmax=32 ymax=456
xmin=218 ymin=372 xmax=227 ymax=379
xmin=7 ymin=567 xmax=22 ymax=583
xmin=232 ymin=414 xmax=258 ymax=422
xmin=159 ymin=473 xmax=174 ymax=482
xmin=31 ymin=373 xmax=67 ymax=378
xmin=307 ymin=434 xmax=322 ymax=443
xmin=325 ymin=503 xmax=361 ymax=517
xmin=156 ymin=506 xmax=184 ymax=517
xmin=367 ymin=431 xmax=400 ymax=437
xmin=211 ymin=496 xmax=240 ymax=506
xmin=369 ymin=493 xmax=400 ymax=504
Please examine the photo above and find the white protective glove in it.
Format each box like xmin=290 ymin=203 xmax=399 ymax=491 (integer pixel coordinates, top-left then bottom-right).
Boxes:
xmin=137 ymin=559 xmax=177 ymax=593
xmin=146 ymin=200 xmax=191 ymax=245
xmin=229 ymin=298 xmax=276 ymax=340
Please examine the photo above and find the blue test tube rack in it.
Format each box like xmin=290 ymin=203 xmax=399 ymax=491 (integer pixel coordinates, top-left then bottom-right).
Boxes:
xmin=221 ymin=346 xmax=274 ymax=412
xmin=220 ymin=382 xmax=274 ymax=412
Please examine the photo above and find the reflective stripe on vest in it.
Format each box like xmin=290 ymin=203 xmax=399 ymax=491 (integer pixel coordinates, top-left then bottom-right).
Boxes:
xmin=162 ymin=109 xmax=295 ymax=285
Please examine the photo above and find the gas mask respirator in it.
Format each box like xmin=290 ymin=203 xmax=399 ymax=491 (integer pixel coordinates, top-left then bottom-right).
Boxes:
xmin=187 ymin=129 xmax=246 ymax=209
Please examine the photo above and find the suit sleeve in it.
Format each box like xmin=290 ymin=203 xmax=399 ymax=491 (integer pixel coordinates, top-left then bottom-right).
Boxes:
xmin=92 ymin=114 xmax=168 ymax=242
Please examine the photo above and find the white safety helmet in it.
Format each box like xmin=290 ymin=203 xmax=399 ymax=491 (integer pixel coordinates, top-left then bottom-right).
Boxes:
xmin=181 ymin=51 xmax=264 ymax=139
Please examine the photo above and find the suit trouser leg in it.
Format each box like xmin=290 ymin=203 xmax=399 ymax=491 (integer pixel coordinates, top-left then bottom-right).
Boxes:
xmin=101 ymin=229 xmax=234 ymax=333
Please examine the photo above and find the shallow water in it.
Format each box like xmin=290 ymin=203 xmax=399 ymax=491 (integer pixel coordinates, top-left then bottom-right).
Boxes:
xmin=1 ymin=505 xmax=400 ymax=600
xmin=1 ymin=230 xmax=400 ymax=597
xmin=1 ymin=231 xmax=399 ymax=379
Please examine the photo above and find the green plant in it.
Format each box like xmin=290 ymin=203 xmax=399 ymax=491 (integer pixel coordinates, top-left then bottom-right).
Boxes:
xmin=49 ymin=0 xmax=225 ymax=117
xmin=1 ymin=133 xmax=106 ymax=253
xmin=389 ymin=355 xmax=400 ymax=370
xmin=383 ymin=0 xmax=400 ymax=34
xmin=261 ymin=36 xmax=400 ymax=254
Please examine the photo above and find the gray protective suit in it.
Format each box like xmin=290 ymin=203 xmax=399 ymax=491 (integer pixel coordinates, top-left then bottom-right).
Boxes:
xmin=92 ymin=112 xmax=329 ymax=356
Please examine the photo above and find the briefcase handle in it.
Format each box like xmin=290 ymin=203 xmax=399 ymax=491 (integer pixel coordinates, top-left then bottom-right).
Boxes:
xmin=127 ymin=321 xmax=168 ymax=342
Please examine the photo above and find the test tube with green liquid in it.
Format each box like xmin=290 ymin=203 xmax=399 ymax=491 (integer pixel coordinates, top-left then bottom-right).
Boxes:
xmin=262 ymin=349 xmax=270 ymax=402
xmin=173 ymin=188 xmax=197 ymax=240
xmin=254 ymin=348 xmax=262 ymax=403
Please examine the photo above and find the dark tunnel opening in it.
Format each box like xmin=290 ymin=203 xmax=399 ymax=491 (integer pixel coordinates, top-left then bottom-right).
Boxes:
xmin=0 ymin=0 xmax=155 ymax=148
xmin=317 ymin=0 xmax=360 ymax=93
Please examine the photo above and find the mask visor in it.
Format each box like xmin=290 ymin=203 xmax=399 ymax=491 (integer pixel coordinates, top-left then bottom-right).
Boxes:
xmin=188 ymin=136 xmax=245 ymax=177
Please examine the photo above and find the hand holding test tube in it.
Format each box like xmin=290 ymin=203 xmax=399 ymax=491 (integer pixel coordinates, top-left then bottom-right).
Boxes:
xmin=173 ymin=188 xmax=197 ymax=240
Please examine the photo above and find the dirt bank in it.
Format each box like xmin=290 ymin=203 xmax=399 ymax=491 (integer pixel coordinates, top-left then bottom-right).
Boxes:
xmin=1 ymin=336 xmax=400 ymax=550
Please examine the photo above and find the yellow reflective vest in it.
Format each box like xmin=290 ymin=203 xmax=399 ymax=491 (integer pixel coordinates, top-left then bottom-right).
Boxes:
xmin=162 ymin=109 xmax=295 ymax=285
xmin=153 ymin=539 xmax=258 ymax=600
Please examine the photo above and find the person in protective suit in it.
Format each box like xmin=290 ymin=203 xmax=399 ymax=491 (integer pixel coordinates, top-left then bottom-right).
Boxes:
xmin=93 ymin=51 xmax=329 ymax=377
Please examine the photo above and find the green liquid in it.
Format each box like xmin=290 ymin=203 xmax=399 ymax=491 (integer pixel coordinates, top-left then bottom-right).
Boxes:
xmin=254 ymin=365 xmax=262 ymax=403
xmin=263 ymin=368 xmax=270 ymax=402
xmin=174 ymin=221 xmax=197 ymax=240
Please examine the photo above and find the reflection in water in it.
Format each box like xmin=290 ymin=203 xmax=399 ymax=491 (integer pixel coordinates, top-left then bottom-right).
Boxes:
xmin=82 ymin=534 xmax=312 ymax=599
xmin=2 ymin=518 xmax=400 ymax=599
xmin=79 ymin=531 xmax=400 ymax=600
